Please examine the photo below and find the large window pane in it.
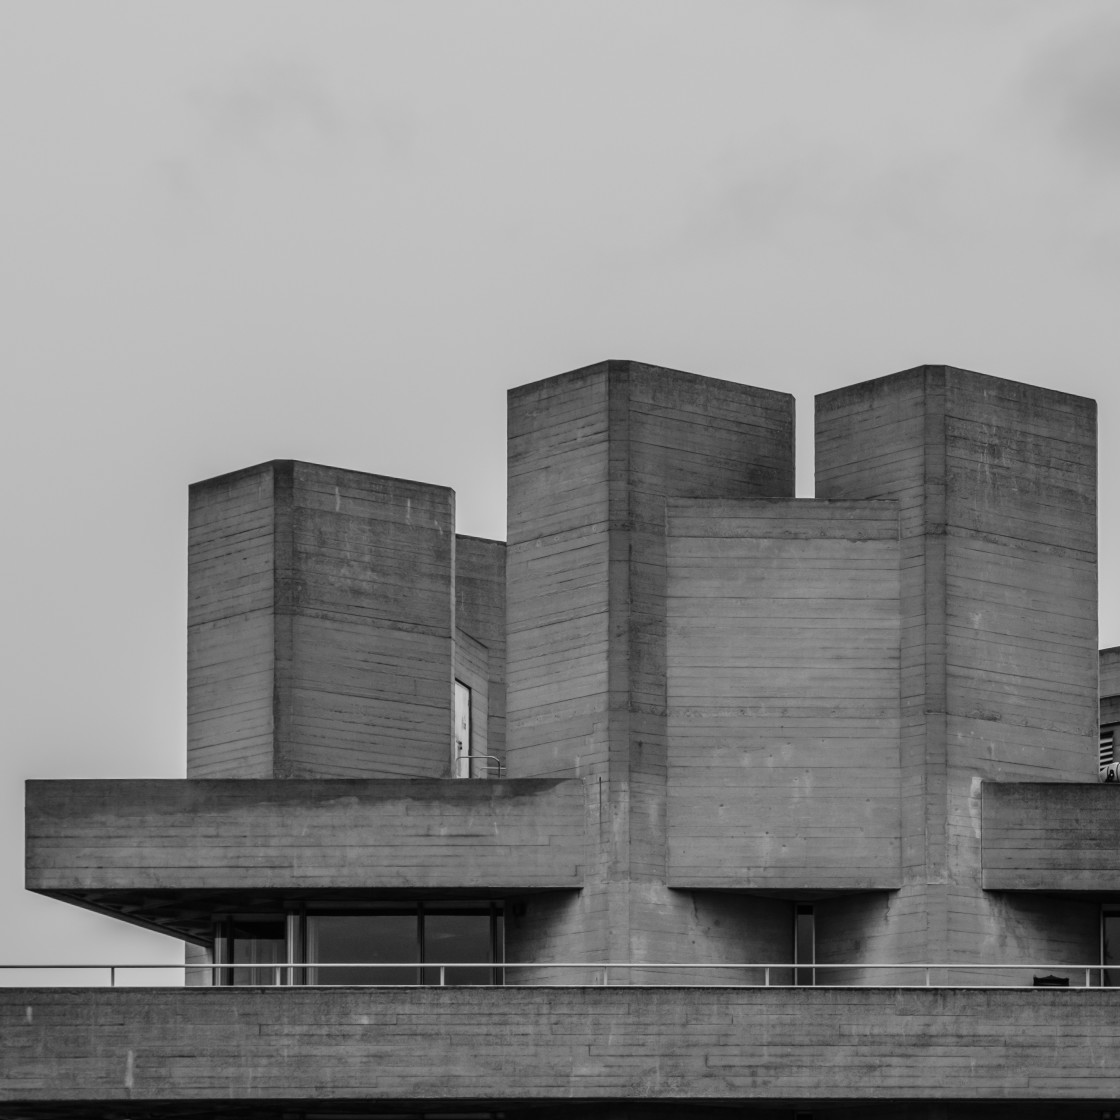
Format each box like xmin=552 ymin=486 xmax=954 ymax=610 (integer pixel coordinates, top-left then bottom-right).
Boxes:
xmin=306 ymin=915 xmax=418 ymax=985
xmin=424 ymin=913 xmax=493 ymax=985
xmin=214 ymin=902 xmax=504 ymax=986
xmin=794 ymin=904 xmax=815 ymax=987
xmin=227 ymin=918 xmax=286 ymax=986
xmin=1104 ymin=910 xmax=1120 ymax=986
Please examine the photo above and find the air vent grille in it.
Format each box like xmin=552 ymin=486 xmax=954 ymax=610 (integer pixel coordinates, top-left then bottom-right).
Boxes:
xmin=1101 ymin=728 xmax=1116 ymax=781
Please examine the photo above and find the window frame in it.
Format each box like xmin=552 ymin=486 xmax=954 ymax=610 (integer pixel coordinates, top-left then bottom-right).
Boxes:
xmin=213 ymin=900 xmax=504 ymax=987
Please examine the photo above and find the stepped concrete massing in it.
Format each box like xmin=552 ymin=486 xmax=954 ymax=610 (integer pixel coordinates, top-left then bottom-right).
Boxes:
xmin=6 ymin=359 xmax=1120 ymax=1118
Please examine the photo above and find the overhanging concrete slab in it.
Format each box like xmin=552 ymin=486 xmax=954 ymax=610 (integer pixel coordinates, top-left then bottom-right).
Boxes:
xmin=982 ymin=781 xmax=1120 ymax=891
xmin=26 ymin=778 xmax=584 ymax=896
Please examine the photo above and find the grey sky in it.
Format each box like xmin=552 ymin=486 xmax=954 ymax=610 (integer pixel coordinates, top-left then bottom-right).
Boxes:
xmin=2 ymin=0 xmax=1118 ymax=974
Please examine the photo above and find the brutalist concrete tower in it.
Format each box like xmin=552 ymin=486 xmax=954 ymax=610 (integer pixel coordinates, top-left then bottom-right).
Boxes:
xmin=7 ymin=360 xmax=1118 ymax=1120
xmin=504 ymin=360 xmax=797 ymax=975
xmin=816 ymin=366 xmax=1098 ymax=974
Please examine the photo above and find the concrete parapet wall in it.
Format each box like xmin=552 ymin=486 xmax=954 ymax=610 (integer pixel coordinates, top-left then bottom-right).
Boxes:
xmin=25 ymin=779 xmax=584 ymax=892
xmin=4 ymin=986 xmax=1120 ymax=1104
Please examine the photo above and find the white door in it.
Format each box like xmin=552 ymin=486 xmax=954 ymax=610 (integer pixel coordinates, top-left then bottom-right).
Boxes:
xmin=454 ymin=680 xmax=472 ymax=777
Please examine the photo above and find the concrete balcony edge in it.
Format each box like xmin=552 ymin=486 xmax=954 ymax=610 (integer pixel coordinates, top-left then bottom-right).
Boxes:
xmin=981 ymin=781 xmax=1120 ymax=891
xmin=3 ymin=986 xmax=1120 ymax=1104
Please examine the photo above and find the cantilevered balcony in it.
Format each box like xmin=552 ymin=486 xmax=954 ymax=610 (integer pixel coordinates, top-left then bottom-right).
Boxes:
xmin=25 ymin=778 xmax=584 ymax=939
xmin=981 ymin=782 xmax=1120 ymax=891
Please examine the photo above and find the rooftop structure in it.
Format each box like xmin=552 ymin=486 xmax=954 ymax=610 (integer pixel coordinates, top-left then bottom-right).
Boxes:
xmin=4 ymin=360 xmax=1119 ymax=1119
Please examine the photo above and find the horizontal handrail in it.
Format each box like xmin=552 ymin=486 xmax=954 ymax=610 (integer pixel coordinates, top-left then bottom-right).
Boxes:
xmin=2 ymin=961 xmax=1118 ymax=988
xmin=454 ymin=753 xmax=504 ymax=777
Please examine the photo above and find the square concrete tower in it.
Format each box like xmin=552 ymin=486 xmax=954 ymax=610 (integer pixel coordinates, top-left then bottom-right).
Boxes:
xmin=188 ymin=460 xmax=456 ymax=778
xmin=816 ymin=366 xmax=1098 ymax=969
xmin=505 ymin=360 xmax=795 ymax=969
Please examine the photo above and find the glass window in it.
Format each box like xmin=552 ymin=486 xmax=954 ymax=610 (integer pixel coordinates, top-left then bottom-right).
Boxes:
xmin=1103 ymin=906 xmax=1120 ymax=986
xmin=794 ymin=903 xmax=815 ymax=986
xmin=306 ymin=913 xmax=420 ymax=985
xmin=219 ymin=917 xmax=287 ymax=986
xmin=215 ymin=902 xmax=504 ymax=986
xmin=424 ymin=911 xmax=495 ymax=985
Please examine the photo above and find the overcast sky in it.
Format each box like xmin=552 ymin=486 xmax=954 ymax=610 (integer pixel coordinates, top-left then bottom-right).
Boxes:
xmin=2 ymin=0 xmax=1119 ymax=976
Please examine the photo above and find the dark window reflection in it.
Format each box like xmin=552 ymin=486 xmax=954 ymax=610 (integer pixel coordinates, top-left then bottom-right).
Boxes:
xmin=306 ymin=914 xmax=419 ymax=985
xmin=424 ymin=913 xmax=493 ymax=985
xmin=215 ymin=903 xmax=503 ymax=986
xmin=227 ymin=918 xmax=286 ymax=985
xmin=1104 ymin=911 xmax=1120 ymax=986
xmin=794 ymin=904 xmax=815 ymax=987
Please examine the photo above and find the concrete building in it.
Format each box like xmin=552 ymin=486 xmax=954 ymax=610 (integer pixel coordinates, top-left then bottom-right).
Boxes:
xmin=4 ymin=360 xmax=1120 ymax=1118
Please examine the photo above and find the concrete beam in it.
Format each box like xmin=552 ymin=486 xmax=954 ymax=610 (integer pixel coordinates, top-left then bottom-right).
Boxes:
xmin=26 ymin=779 xmax=584 ymax=894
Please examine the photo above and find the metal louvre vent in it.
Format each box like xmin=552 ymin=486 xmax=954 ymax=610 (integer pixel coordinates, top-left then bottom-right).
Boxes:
xmin=1101 ymin=728 xmax=1116 ymax=781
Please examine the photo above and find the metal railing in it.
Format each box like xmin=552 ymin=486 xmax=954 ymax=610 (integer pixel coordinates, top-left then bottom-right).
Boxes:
xmin=454 ymin=754 xmax=505 ymax=778
xmin=2 ymin=961 xmax=1118 ymax=988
